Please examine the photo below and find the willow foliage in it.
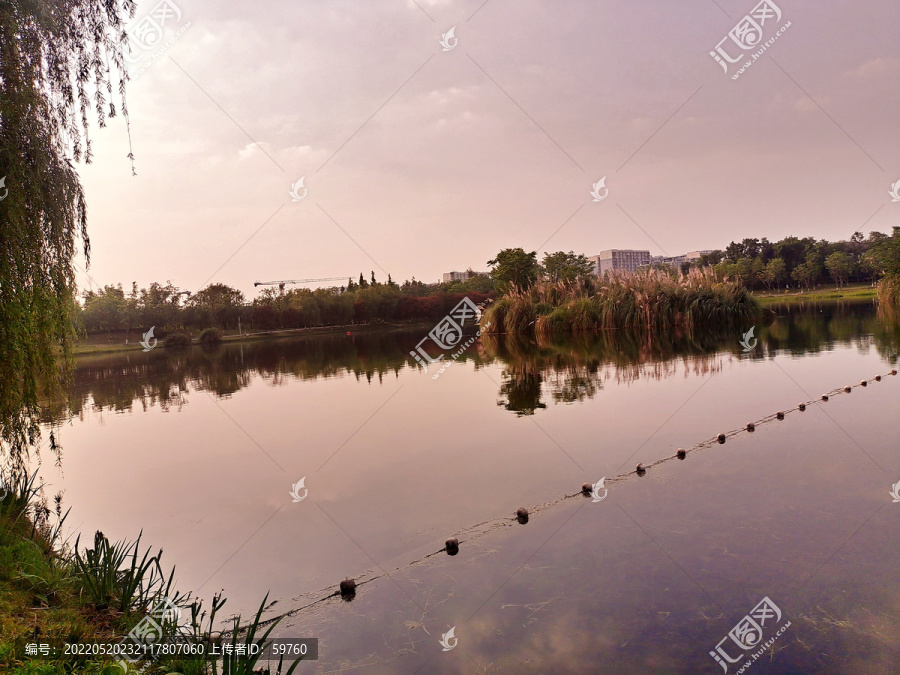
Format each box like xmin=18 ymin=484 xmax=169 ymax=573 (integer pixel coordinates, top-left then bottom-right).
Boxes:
xmin=0 ymin=0 xmax=134 ymax=468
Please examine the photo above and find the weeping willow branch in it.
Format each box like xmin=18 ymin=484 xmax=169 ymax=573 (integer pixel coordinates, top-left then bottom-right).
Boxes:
xmin=0 ymin=0 xmax=135 ymax=469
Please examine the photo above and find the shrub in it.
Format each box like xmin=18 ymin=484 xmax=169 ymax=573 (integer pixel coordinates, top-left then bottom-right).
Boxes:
xmin=164 ymin=332 xmax=192 ymax=348
xmin=198 ymin=328 xmax=223 ymax=344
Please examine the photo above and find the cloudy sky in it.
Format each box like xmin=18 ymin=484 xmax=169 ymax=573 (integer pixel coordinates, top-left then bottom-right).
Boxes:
xmin=76 ymin=0 xmax=900 ymax=298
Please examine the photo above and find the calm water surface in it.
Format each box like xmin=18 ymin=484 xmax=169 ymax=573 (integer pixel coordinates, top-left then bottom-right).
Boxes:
xmin=45 ymin=303 xmax=900 ymax=673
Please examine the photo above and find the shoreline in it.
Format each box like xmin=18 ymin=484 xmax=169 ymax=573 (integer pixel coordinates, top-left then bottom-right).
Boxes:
xmin=753 ymin=284 xmax=878 ymax=306
xmin=73 ymin=321 xmax=434 ymax=356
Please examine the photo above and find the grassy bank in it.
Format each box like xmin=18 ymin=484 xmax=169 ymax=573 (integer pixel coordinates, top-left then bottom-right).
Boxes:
xmin=754 ymin=283 xmax=878 ymax=306
xmin=0 ymin=471 xmax=298 ymax=674
xmin=482 ymin=268 xmax=768 ymax=336
xmin=74 ymin=321 xmax=434 ymax=356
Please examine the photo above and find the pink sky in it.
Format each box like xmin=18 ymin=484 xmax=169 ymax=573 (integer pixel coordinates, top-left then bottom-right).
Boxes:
xmin=76 ymin=0 xmax=900 ymax=298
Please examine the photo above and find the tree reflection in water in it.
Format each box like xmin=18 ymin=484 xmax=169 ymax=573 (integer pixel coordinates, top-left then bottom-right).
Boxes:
xmin=49 ymin=302 xmax=898 ymax=424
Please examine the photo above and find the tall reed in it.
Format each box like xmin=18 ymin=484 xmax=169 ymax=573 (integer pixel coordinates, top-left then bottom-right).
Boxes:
xmin=481 ymin=267 xmax=766 ymax=337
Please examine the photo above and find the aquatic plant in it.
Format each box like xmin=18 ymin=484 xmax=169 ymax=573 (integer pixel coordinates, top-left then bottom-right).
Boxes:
xmin=482 ymin=267 xmax=767 ymax=336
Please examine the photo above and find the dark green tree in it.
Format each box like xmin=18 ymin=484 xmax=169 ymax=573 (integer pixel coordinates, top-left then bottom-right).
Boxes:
xmin=542 ymin=251 xmax=595 ymax=283
xmin=488 ymin=248 xmax=539 ymax=293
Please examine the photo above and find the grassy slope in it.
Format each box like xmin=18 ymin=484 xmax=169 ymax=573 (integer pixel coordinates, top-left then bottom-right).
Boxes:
xmin=0 ymin=513 xmax=123 ymax=674
xmin=753 ymin=283 xmax=878 ymax=306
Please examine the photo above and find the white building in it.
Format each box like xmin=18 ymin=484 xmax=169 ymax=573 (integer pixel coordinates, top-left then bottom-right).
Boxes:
xmin=442 ymin=271 xmax=467 ymax=283
xmin=589 ymin=249 xmax=651 ymax=274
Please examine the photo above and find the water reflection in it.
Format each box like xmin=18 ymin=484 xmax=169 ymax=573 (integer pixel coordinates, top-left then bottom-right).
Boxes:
xmin=56 ymin=302 xmax=899 ymax=422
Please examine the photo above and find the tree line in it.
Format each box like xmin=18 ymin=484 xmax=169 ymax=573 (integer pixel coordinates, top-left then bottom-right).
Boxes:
xmin=483 ymin=229 xmax=900 ymax=295
xmin=688 ymin=230 xmax=900 ymax=291
xmin=78 ymin=272 xmax=496 ymax=334
xmin=79 ymin=229 xmax=900 ymax=335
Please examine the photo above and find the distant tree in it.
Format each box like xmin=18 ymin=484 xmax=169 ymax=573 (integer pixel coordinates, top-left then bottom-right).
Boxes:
xmin=251 ymin=304 xmax=278 ymax=330
xmin=791 ymin=262 xmax=816 ymax=291
xmin=825 ymin=252 xmax=854 ymax=288
xmin=371 ymin=271 xmax=377 ymax=286
xmin=82 ymin=285 xmax=127 ymax=332
xmin=358 ymin=273 xmax=368 ymax=289
xmin=189 ymin=283 xmax=245 ymax=328
xmin=762 ymin=258 xmax=787 ymax=290
xmin=488 ymin=248 xmax=539 ymax=293
xmin=860 ymin=250 xmax=881 ymax=285
xmin=542 ymin=251 xmax=595 ymax=283
xmin=698 ymin=251 xmax=724 ymax=267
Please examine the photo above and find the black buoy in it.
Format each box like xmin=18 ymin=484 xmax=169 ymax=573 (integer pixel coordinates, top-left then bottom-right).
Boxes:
xmin=746 ymin=422 xmax=756 ymax=432
xmin=717 ymin=433 xmax=727 ymax=444
xmin=860 ymin=380 xmax=868 ymax=387
xmin=445 ymin=537 xmax=459 ymax=555
xmin=821 ymin=394 xmax=829 ymax=401
xmin=776 ymin=411 xmax=785 ymax=420
xmin=581 ymin=482 xmax=592 ymax=495
xmin=676 ymin=448 xmax=686 ymax=459
xmin=798 ymin=403 xmax=806 ymax=411
xmin=844 ymin=386 xmax=852 ymax=393
xmin=892 ymin=370 xmax=898 ymax=375
xmin=875 ymin=375 xmax=882 ymax=381
xmin=340 ymin=578 xmax=356 ymax=599
xmin=635 ymin=462 xmax=646 ymax=474
xmin=516 ymin=507 xmax=529 ymax=524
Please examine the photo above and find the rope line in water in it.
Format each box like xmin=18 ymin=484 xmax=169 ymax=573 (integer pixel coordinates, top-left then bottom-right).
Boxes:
xmin=255 ymin=369 xmax=897 ymax=628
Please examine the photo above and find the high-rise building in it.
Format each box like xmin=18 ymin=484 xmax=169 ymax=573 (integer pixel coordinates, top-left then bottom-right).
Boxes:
xmin=589 ymin=250 xmax=651 ymax=275
xmin=442 ymin=271 xmax=467 ymax=283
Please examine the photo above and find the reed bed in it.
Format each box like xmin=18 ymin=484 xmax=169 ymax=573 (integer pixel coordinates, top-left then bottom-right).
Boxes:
xmin=481 ymin=268 xmax=766 ymax=336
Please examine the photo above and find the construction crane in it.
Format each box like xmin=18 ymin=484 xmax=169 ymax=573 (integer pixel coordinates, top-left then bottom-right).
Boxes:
xmin=254 ymin=277 xmax=349 ymax=291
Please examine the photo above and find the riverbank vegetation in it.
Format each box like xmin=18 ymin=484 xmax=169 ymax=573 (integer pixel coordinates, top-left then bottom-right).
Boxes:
xmin=0 ymin=471 xmax=298 ymax=673
xmin=482 ymin=268 xmax=767 ymax=336
xmin=680 ymin=229 xmax=900 ymax=292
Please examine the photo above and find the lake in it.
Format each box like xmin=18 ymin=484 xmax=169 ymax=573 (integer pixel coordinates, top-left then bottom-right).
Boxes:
xmin=45 ymin=301 xmax=900 ymax=673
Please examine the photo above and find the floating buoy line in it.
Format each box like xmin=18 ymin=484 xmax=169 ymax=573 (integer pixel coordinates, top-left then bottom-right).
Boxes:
xmin=248 ymin=369 xmax=898 ymax=630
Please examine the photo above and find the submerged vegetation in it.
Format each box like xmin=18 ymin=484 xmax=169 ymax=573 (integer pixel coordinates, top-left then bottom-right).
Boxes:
xmin=482 ymin=268 xmax=768 ymax=336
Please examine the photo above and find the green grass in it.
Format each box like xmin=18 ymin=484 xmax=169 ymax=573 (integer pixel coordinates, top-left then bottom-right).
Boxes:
xmin=0 ymin=470 xmax=296 ymax=674
xmin=754 ymin=283 xmax=878 ymax=306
